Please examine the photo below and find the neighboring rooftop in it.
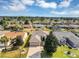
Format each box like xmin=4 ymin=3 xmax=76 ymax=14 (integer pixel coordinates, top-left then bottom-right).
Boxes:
xmin=58 ymin=25 xmax=79 ymax=28
xmin=5 ymin=32 xmax=26 ymax=39
xmin=53 ymin=31 xmax=79 ymax=48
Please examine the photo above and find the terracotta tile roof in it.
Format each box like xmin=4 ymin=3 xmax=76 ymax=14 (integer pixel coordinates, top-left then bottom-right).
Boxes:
xmin=5 ymin=32 xmax=25 ymax=39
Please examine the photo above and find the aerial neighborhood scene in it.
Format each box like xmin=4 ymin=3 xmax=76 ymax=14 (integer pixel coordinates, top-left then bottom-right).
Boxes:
xmin=0 ymin=0 xmax=79 ymax=58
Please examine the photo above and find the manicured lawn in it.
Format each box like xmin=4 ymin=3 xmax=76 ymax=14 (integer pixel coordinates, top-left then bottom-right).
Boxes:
xmin=41 ymin=45 xmax=79 ymax=58
xmin=53 ymin=45 xmax=70 ymax=58
xmin=53 ymin=45 xmax=79 ymax=58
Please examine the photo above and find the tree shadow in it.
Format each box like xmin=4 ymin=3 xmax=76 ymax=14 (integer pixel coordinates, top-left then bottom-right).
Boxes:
xmin=41 ymin=51 xmax=53 ymax=58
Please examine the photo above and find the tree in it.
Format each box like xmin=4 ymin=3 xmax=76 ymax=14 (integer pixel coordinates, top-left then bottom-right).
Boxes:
xmin=24 ymin=20 xmax=29 ymax=24
xmin=15 ymin=24 xmax=22 ymax=31
xmin=44 ymin=31 xmax=58 ymax=53
xmin=11 ymin=36 xmax=23 ymax=47
xmin=12 ymin=23 xmax=23 ymax=31
xmin=0 ymin=36 xmax=9 ymax=50
xmin=0 ymin=19 xmax=9 ymax=29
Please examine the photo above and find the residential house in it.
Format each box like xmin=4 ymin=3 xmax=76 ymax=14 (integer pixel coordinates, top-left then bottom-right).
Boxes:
xmin=33 ymin=23 xmax=45 ymax=28
xmin=0 ymin=32 xmax=27 ymax=52
xmin=57 ymin=25 xmax=79 ymax=29
xmin=53 ymin=31 xmax=79 ymax=48
xmin=33 ymin=22 xmax=50 ymax=28
xmin=5 ymin=32 xmax=27 ymax=45
xmin=29 ymin=30 xmax=47 ymax=47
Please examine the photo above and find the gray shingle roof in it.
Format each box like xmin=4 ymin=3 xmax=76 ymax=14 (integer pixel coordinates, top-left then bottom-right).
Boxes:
xmin=53 ymin=31 xmax=79 ymax=48
xmin=29 ymin=30 xmax=47 ymax=43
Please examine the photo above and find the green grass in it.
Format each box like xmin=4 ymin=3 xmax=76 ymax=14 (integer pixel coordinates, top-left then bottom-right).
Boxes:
xmin=53 ymin=45 xmax=79 ymax=58
xmin=0 ymin=49 xmax=21 ymax=58
xmin=0 ymin=48 xmax=28 ymax=58
xmin=53 ymin=45 xmax=70 ymax=58
xmin=41 ymin=45 xmax=79 ymax=58
xmin=19 ymin=34 xmax=31 ymax=58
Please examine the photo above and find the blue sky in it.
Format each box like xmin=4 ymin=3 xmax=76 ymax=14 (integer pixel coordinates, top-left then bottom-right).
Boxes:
xmin=0 ymin=0 xmax=79 ymax=17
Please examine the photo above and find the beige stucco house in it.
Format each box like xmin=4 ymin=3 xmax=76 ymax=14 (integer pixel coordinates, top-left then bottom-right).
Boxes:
xmin=5 ymin=32 xmax=27 ymax=45
xmin=0 ymin=31 xmax=27 ymax=52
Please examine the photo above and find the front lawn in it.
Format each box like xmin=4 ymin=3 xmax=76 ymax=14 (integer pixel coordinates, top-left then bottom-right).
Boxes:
xmin=41 ymin=45 xmax=79 ymax=58
xmin=53 ymin=45 xmax=79 ymax=58
xmin=53 ymin=45 xmax=70 ymax=58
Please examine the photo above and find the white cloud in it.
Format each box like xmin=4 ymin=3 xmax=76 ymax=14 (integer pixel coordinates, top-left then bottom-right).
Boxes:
xmin=36 ymin=0 xmax=57 ymax=9
xmin=69 ymin=10 xmax=79 ymax=15
xmin=21 ymin=0 xmax=34 ymax=5
xmin=51 ymin=11 xmax=66 ymax=15
xmin=3 ymin=0 xmax=35 ymax=11
xmin=7 ymin=0 xmax=26 ymax=11
xmin=8 ymin=3 xmax=26 ymax=11
xmin=59 ymin=0 xmax=73 ymax=7
xmin=67 ymin=10 xmax=79 ymax=17
xmin=51 ymin=9 xmax=79 ymax=17
xmin=36 ymin=0 xmax=73 ymax=9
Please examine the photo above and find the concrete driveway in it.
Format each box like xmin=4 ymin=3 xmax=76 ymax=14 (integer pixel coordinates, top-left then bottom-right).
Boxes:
xmin=27 ymin=46 xmax=43 ymax=58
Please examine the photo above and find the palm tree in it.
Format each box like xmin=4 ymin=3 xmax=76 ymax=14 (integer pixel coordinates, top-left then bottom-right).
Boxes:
xmin=0 ymin=36 xmax=9 ymax=50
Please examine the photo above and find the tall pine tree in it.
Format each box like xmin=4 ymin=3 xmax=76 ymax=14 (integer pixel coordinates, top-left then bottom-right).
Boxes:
xmin=44 ymin=31 xmax=58 ymax=53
